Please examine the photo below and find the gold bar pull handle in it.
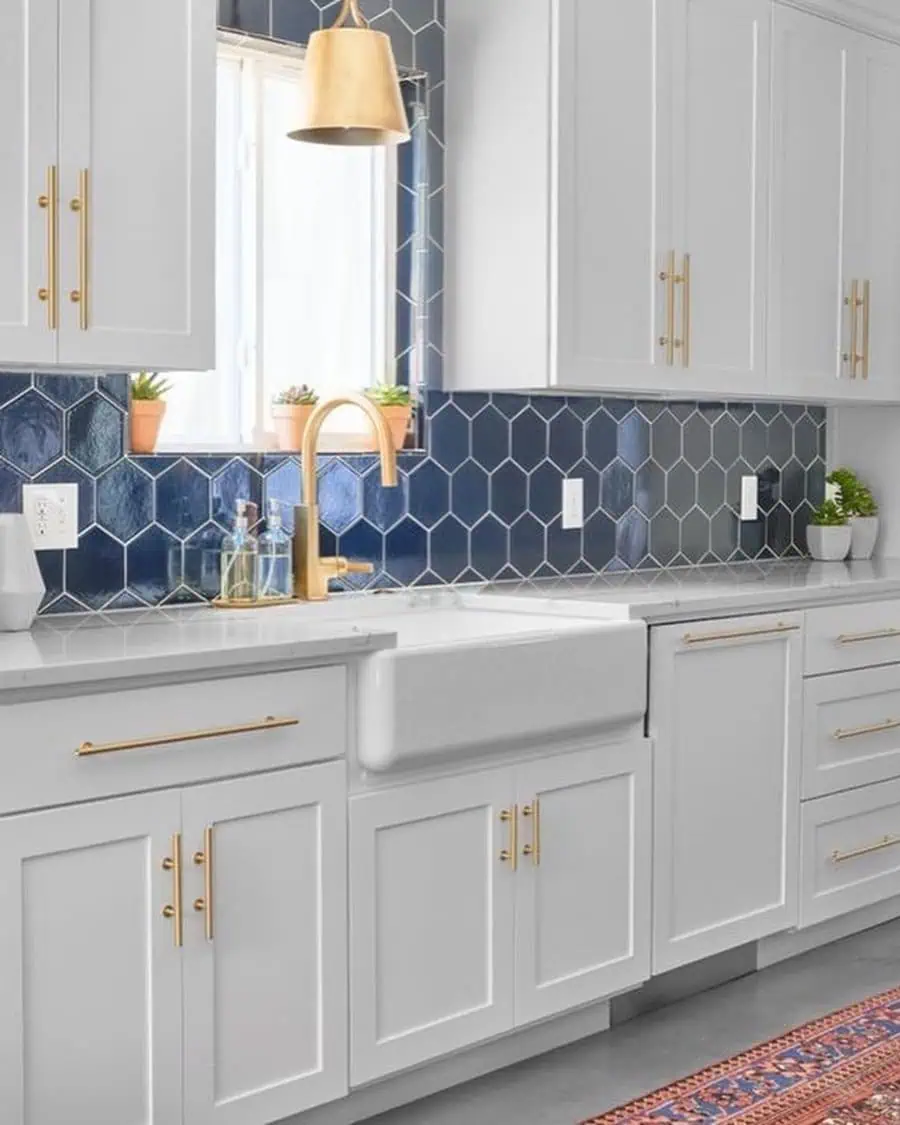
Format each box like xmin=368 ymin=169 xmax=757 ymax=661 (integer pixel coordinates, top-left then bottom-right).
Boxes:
xmin=69 ymin=168 xmax=89 ymax=330
xmin=680 ymin=253 xmax=691 ymax=368
xmin=499 ymin=807 xmax=518 ymax=871
xmin=683 ymin=622 xmax=799 ymax=646
xmin=844 ymin=280 xmax=862 ymax=378
xmin=831 ymin=835 xmax=900 ymax=865
xmin=193 ymin=826 xmax=214 ymax=942
xmin=861 ymin=279 xmax=871 ymax=380
xmin=75 ymin=715 xmax=299 ymax=757
xmin=522 ymin=799 xmax=541 ymax=866
xmin=161 ymin=833 xmax=184 ymax=948
xmin=37 ymin=165 xmax=58 ymax=330
xmin=658 ymin=250 xmax=676 ymax=366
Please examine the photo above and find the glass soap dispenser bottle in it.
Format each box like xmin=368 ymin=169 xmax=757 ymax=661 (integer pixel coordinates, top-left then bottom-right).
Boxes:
xmin=220 ymin=498 xmax=258 ymax=602
xmin=258 ymin=499 xmax=293 ymax=601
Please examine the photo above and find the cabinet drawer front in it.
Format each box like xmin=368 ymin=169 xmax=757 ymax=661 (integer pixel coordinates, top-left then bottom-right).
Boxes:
xmin=805 ymin=602 xmax=900 ymax=675
xmin=800 ymin=778 xmax=900 ymax=927
xmin=0 ymin=666 xmax=346 ymax=815
xmin=803 ymin=666 xmax=900 ymax=798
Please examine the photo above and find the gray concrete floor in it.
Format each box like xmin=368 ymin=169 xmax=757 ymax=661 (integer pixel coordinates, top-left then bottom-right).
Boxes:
xmin=369 ymin=918 xmax=900 ymax=1125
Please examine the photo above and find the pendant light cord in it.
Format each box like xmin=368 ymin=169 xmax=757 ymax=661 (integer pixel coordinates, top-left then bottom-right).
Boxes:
xmin=332 ymin=0 xmax=369 ymax=28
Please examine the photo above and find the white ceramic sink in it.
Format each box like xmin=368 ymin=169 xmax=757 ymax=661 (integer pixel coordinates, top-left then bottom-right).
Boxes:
xmin=354 ymin=605 xmax=646 ymax=771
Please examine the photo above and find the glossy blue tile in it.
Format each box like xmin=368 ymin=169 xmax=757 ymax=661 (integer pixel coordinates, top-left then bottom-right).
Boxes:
xmin=583 ymin=510 xmax=616 ymax=570
xmin=37 ymin=550 xmax=63 ymax=608
xmin=271 ymin=0 xmax=320 ymax=42
xmin=470 ymin=515 xmax=508 ymax=580
xmin=471 ymin=406 xmax=509 ymax=472
xmin=547 ymin=517 xmax=580 ymax=574
xmin=684 ymin=413 xmax=713 ymax=469
xmin=428 ymin=403 xmax=468 ymax=469
xmin=67 ymin=394 xmax=123 ymax=473
xmin=529 ymin=462 xmax=563 ymax=525
xmin=511 ymin=409 xmax=546 ymax=471
xmin=211 ymin=459 xmax=263 ymax=529
xmin=97 ymin=461 xmax=153 ymax=541
xmin=618 ymin=410 xmax=651 ymax=470
xmin=385 ymin=518 xmax=428 ymax=584
xmin=492 ymin=393 xmax=527 ymax=420
xmin=510 ymin=513 xmax=545 ymax=577
xmin=0 ymin=391 xmax=62 ymax=473
xmin=157 ymin=459 xmax=210 ymax=537
xmin=451 ymin=459 xmax=488 ymax=527
xmin=338 ymin=520 xmax=384 ymax=589
xmin=219 ymin=0 xmax=269 ymax=33
xmin=616 ymin=509 xmax=650 ymax=569
xmin=549 ymin=409 xmax=583 ymax=471
xmin=362 ymin=466 xmax=408 ymax=531
xmin=491 ymin=461 xmax=527 ymax=527
xmin=585 ymin=409 xmax=618 ymax=471
xmin=0 ymin=462 xmax=27 ymax=511
xmin=0 ymin=372 xmax=32 ymax=407
xmin=318 ymin=460 xmax=362 ymax=535
xmin=36 ymin=374 xmax=92 ymax=408
xmin=408 ymin=459 xmax=449 ymax=527
xmin=128 ymin=525 xmax=183 ymax=603
xmin=98 ymin=373 xmax=129 ymax=408
xmin=184 ymin=523 xmax=225 ymax=599
xmin=262 ymin=460 xmax=303 ymax=533
xmin=601 ymin=460 xmax=635 ymax=520
xmin=66 ymin=527 xmax=124 ymax=609
xmin=430 ymin=515 xmax=468 ymax=582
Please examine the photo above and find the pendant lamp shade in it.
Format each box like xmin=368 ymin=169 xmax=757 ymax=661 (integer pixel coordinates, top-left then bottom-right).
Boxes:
xmin=288 ymin=0 xmax=410 ymax=147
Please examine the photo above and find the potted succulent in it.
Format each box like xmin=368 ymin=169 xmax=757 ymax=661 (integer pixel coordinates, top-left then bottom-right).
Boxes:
xmin=827 ymin=467 xmax=880 ymax=560
xmin=365 ymin=383 xmax=412 ymax=452
xmin=272 ymin=385 xmax=319 ymax=451
xmin=129 ymin=372 xmax=171 ymax=454
xmin=807 ymin=499 xmax=852 ymax=562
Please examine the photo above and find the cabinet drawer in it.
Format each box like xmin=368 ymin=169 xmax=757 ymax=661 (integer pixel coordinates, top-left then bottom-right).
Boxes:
xmin=805 ymin=601 xmax=900 ymax=676
xmin=800 ymin=778 xmax=900 ymax=927
xmin=0 ymin=665 xmax=346 ymax=816
xmin=803 ymin=666 xmax=900 ymax=798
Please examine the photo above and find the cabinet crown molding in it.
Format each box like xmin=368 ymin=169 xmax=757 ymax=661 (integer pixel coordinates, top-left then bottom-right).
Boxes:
xmin=778 ymin=0 xmax=900 ymax=42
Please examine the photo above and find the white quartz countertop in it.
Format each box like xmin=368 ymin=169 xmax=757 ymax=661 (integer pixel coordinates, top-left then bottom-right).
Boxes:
xmin=0 ymin=604 xmax=398 ymax=693
xmin=481 ymin=559 xmax=900 ymax=624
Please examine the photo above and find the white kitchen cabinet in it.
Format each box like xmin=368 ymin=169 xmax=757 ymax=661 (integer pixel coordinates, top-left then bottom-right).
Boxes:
xmin=514 ymin=744 xmax=651 ymax=1026
xmin=650 ymin=613 xmax=803 ymax=973
xmin=0 ymin=0 xmax=58 ymax=365
xmin=0 ymin=0 xmax=214 ymax=372
xmin=0 ymin=791 xmax=184 ymax=1125
xmin=183 ymin=763 xmax=348 ymax=1125
xmin=349 ymin=768 xmax=517 ymax=1085
xmin=350 ymin=742 xmax=651 ymax=1084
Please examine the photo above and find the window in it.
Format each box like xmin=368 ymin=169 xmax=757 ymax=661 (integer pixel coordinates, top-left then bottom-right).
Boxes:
xmin=159 ymin=40 xmax=398 ymax=450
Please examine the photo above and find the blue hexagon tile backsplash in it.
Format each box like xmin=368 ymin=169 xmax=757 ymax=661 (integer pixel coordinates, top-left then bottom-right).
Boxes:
xmin=0 ymin=1 xmax=827 ymax=614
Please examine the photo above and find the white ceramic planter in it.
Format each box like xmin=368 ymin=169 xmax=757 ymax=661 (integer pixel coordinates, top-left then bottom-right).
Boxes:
xmin=0 ymin=514 xmax=44 ymax=631
xmin=850 ymin=516 xmax=880 ymax=560
xmin=807 ymin=524 xmax=852 ymax=562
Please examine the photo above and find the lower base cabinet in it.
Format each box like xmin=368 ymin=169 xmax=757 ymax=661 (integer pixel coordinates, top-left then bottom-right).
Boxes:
xmin=349 ymin=741 xmax=651 ymax=1085
xmin=0 ymin=761 xmax=347 ymax=1125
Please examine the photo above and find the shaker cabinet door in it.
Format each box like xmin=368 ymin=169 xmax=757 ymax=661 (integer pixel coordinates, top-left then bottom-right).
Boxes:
xmin=182 ymin=763 xmax=348 ymax=1125
xmin=56 ymin=0 xmax=215 ymax=370
xmin=0 ymin=791 xmax=184 ymax=1125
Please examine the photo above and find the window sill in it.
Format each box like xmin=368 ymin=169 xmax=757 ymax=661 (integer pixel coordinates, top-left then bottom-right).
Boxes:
xmin=154 ymin=434 xmax=423 ymax=457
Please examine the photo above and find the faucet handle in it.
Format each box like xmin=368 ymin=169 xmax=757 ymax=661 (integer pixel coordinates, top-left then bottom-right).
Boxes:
xmin=329 ymin=556 xmax=375 ymax=578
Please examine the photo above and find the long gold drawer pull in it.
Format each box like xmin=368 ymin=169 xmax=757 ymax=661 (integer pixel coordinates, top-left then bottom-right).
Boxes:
xmin=844 ymin=280 xmax=862 ymax=378
xmin=499 ymin=807 xmax=518 ymax=871
xmin=834 ymin=718 xmax=900 ymax=742
xmin=193 ymin=825 xmax=214 ymax=942
xmin=861 ymin=279 xmax=871 ymax=380
xmin=161 ymin=833 xmax=184 ymax=948
xmin=75 ymin=715 xmax=299 ymax=757
xmin=659 ymin=250 xmax=676 ymax=366
xmin=522 ymin=799 xmax=541 ymax=866
xmin=680 ymin=253 xmax=691 ymax=368
xmin=37 ymin=165 xmax=58 ymax=330
xmin=69 ymin=168 xmax=89 ymax=329
xmin=831 ymin=835 xmax=900 ymax=865
xmin=837 ymin=628 xmax=900 ymax=645
xmin=683 ymin=623 xmax=799 ymax=646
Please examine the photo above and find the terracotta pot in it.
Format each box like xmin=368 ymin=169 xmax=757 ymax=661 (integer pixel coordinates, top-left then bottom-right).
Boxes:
xmin=272 ymin=404 xmax=315 ymax=452
xmin=129 ymin=399 xmax=167 ymax=454
xmin=366 ymin=404 xmax=412 ymax=452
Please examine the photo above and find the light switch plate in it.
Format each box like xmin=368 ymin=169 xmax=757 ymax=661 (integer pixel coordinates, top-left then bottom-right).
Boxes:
xmin=22 ymin=483 xmax=79 ymax=550
xmin=562 ymin=478 xmax=585 ymax=530
xmin=740 ymin=475 xmax=759 ymax=522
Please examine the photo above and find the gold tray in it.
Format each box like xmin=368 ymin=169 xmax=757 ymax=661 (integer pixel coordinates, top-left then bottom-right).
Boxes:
xmin=211 ymin=595 xmax=301 ymax=610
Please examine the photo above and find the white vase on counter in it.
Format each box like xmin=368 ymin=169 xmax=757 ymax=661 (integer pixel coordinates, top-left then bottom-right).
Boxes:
xmin=807 ymin=523 xmax=852 ymax=562
xmin=849 ymin=516 xmax=880 ymax=560
xmin=0 ymin=514 xmax=45 ymax=631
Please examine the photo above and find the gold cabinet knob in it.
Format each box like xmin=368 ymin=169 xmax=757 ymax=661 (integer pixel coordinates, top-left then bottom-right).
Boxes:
xmin=193 ymin=851 xmax=206 ymax=866
xmin=161 ymin=856 xmax=175 ymax=871
xmin=162 ymin=905 xmax=176 ymax=919
xmin=70 ymin=290 xmax=82 ymax=303
xmin=193 ymin=897 xmax=206 ymax=913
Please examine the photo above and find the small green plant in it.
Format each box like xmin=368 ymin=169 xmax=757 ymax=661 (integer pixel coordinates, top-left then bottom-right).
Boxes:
xmin=810 ymin=499 xmax=849 ymax=527
xmin=273 ymin=384 xmax=319 ymax=407
xmin=366 ymin=383 xmax=411 ymax=407
xmin=827 ymin=467 xmax=878 ymax=517
xmin=130 ymin=372 xmax=171 ymax=401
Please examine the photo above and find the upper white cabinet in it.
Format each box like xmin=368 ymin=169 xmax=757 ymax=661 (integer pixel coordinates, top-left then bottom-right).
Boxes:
xmin=0 ymin=0 xmax=214 ymax=372
xmin=650 ymin=614 xmax=803 ymax=973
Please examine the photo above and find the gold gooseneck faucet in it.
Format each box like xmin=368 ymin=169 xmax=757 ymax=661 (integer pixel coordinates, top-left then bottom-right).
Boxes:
xmin=294 ymin=393 xmax=399 ymax=601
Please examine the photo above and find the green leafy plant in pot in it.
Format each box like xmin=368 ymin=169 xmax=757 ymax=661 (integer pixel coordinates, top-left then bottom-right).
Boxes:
xmin=827 ymin=467 xmax=880 ymax=560
xmin=130 ymin=372 xmax=171 ymax=454
xmin=807 ymin=499 xmax=851 ymax=562
xmin=272 ymin=385 xmax=319 ymax=452
xmin=364 ymin=384 xmax=412 ymax=453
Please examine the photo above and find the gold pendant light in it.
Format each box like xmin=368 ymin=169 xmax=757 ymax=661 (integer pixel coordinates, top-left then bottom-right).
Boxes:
xmin=288 ymin=0 xmax=410 ymax=147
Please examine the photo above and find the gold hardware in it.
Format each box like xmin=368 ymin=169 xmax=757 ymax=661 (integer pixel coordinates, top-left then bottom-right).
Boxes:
xmin=522 ymin=799 xmax=541 ymax=866
xmin=831 ymin=835 xmax=900 ymax=865
xmin=75 ymin=715 xmax=298 ymax=757
xmin=499 ymin=807 xmax=518 ymax=871
xmin=294 ymin=394 xmax=398 ymax=601
xmin=837 ymin=628 xmax=900 ymax=645
xmin=69 ymin=169 xmax=89 ymax=329
xmin=659 ymin=250 xmax=677 ymax=366
xmin=861 ymin=279 xmax=871 ymax=380
xmin=834 ymin=718 xmax=900 ymax=742
xmin=683 ymin=622 xmax=799 ymax=645
xmin=680 ymin=253 xmax=691 ymax=368
xmin=844 ymin=281 xmax=865 ymax=377
xmin=161 ymin=833 xmax=183 ymax=948
xmin=192 ymin=826 xmax=214 ymax=941
xmin=37 ymin=166 xmax=58 ymax=330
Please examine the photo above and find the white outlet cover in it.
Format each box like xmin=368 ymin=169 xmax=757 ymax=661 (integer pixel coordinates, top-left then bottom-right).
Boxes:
xmin=562 ymin=478 xmax=585 ymax=530
xmin=22 ymin=483 xmax=79 ymax=551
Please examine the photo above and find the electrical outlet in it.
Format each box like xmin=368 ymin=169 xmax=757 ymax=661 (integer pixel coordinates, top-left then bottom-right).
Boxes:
xmin=22 ymin=483 xmax=79 ymax=550
xmin=562 ymin=478 xmax=585 ymax=530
